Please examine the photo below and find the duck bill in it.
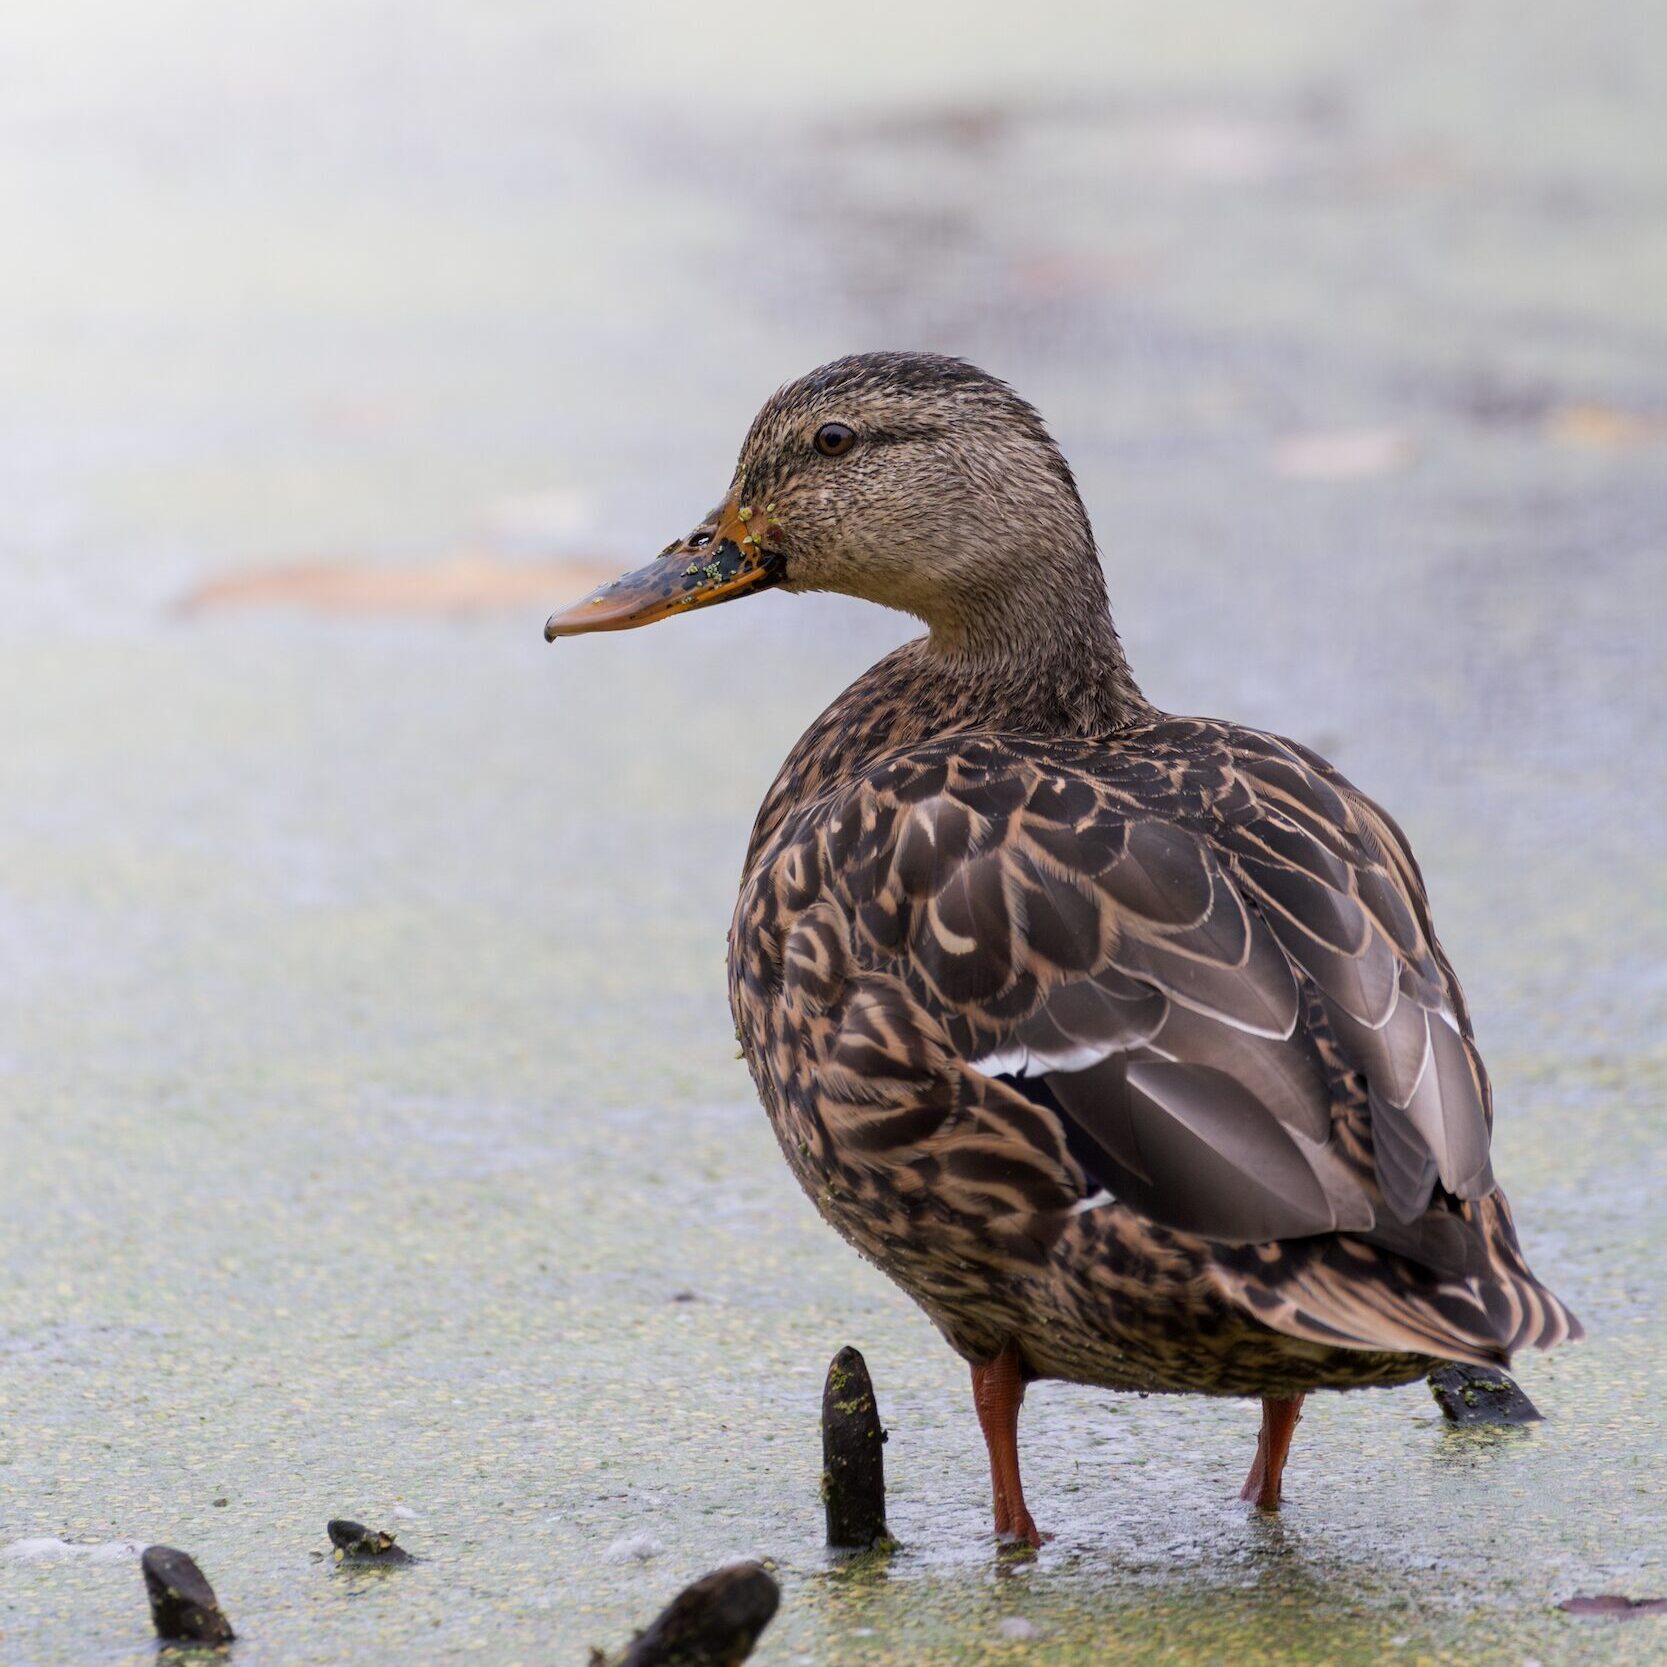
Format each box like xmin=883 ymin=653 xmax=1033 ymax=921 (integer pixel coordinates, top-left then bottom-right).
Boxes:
xmin=544 ymin=492 xmax=785 ymax=640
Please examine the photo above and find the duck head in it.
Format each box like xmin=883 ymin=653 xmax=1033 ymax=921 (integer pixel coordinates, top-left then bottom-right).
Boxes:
xmin=544 ymin=352 xmax=1106 ymax=655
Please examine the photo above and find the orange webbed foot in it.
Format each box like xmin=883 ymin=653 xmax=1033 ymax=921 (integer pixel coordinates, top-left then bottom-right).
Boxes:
xmin=998 ymin=1507 xmax=1051 ymax=1549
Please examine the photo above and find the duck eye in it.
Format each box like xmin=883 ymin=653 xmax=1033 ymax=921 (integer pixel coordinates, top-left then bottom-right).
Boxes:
xmin=814 ymin=422 xmax=856 ymax=458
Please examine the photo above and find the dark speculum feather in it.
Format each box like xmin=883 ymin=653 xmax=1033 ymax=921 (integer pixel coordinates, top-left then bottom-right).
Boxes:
xmin=1053 ymin=1059 xmax=1342 ymax=1241
xmin=1152 ymin=1002 xmax=1331 ymax=1144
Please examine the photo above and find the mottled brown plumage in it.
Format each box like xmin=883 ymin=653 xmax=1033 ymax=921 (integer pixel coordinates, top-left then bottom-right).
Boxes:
xmin=546 ymin=351 xmax=1581 ymax=1546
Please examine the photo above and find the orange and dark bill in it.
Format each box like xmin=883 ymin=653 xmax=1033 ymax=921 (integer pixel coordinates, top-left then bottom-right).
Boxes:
xmin=544 ymin=490 xmax=785 ymax=640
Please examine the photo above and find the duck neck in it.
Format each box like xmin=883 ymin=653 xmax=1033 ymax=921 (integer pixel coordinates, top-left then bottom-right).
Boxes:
xmin=746 ymin=562 xmax=1154 ymax=867
xmin=919 ymin=550 xmax=1150 ymax=737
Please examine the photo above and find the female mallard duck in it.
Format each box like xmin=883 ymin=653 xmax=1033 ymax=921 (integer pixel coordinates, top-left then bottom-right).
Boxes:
xmin=546 ymin=352 xmax=1580 ymax=1546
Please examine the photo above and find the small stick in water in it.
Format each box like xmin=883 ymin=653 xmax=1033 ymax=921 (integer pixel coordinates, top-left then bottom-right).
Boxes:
xmin=140 ymin=1546 xmax=236 ymax=1644
xmin=821 ymin=1345 xmax=891 ymax=1549
xmin=614 ymin=1562 xmax=780 ymax=1666
xmin=1427 ymin=1362 xmax=1542 ymax=1426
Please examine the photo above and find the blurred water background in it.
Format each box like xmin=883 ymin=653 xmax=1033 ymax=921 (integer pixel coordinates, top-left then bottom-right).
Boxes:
xmin=1 ymin=2 xmax=1664 ymax=1663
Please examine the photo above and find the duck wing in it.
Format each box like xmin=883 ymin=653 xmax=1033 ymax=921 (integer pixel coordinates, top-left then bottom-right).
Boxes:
xmin=752 ymin=717 xmax=1577 ymax=1363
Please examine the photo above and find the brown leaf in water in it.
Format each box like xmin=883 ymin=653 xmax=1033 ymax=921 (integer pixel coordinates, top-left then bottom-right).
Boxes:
xmin=1544 ymin=403 xmax=1667 ymax=450
xmin=178 ymin=554 xmax=624 ymax=618
xmin=1558 ymin=1594 xmax=1667 ymax=1618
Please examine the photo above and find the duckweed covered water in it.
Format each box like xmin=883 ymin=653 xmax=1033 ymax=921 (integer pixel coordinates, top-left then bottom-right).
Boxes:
xmin=2 ymin=3 xmax=1664 ymax=1663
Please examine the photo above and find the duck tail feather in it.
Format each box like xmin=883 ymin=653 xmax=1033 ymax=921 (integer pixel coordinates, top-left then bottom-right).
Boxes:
xmin=1213 ymin=1204 xmax=1581 ymax=1370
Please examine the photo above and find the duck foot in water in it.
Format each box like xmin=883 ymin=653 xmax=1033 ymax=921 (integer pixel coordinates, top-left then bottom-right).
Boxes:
xmin=1240 ymin=1394 xmax=1305 ymax=1510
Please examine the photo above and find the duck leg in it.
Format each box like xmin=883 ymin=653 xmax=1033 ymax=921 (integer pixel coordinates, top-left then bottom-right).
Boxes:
xmin=970 ymin=1344 xmax=1045 ymax=1548
xmin=1239 ymin=1394 xmax=1305 ymax=1509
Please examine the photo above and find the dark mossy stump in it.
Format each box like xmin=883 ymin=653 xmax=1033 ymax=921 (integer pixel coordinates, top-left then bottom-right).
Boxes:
xmin=821 ymin=1345 xmax=892 ymax=1550
xmin=327 ymin=1519 xmax=415 ymax=1565
xmin=610 ymin=1561 xmax=780 ymax=1666
xmin=140 ymin=1546 xmax=235 ymax=1645
xmin=1427 ymin=1362 xmax=1542 ymax=1426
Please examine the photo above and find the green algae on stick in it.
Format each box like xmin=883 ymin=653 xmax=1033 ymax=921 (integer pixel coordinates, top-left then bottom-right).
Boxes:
xmin=140 ymin=1545 xmax=236 ymax=1644
xmin=1427 ymin=1362 xmax=1542 ymax=1426
xmin=613 ymin=1562 xmax=779 ymax=1666
xmin=327 ymin=1519 xmax=415 ymax=1564
xmin=821 ymin=1344 xmax=891 ymax=1549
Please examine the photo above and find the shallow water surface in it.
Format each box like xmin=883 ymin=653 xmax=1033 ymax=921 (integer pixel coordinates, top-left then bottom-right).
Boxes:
xmin=1 ymin=3 xmax=1664 ymax=1663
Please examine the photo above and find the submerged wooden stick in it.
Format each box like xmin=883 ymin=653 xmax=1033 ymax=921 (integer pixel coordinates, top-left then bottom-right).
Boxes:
xmin=1427 ymin=1362 xmax=1542 ymax=1426
xmin=140 ymin=1545 xmax=236 ymax=1644
xmin=615 ymin=1561 xmax=780 ymax=1666
xmin=821 ymin=1345 xmax=890 ymax=1549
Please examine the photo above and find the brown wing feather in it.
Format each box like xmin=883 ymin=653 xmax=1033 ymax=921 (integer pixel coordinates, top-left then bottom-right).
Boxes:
xmin=825 ymin=723 xmax=1494 ymax=1233
xmin=742 ymin=717 xmax=1577 ymax=1364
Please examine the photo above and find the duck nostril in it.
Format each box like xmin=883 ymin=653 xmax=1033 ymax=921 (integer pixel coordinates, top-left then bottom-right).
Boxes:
xmin=687 ymin=530 xmax=714 ymax=549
